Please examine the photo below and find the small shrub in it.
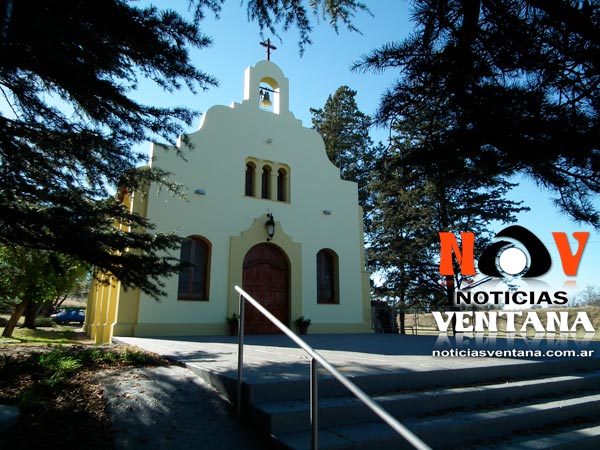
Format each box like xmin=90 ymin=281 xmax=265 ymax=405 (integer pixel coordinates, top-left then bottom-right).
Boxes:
xmin=34 ymin=317 xmax=55 ymax=328
xmin=120 ymin=349 xmax=154 ymax=366
xmin=37 ymin=350 xmax=83 ymax=386
xmin=227 ymin=313 xmax=239 ymax=324
xmin=48 ymin=358 xmax=82 ymax=386
xmin=294 ymin=315 xmax=311 ymax=327
xmin=81 ymin=347 xmax=118 ymax=365
xmin=0 ymin=317 xmax=8 ymax=327
xmin=39 ymin=351 xmax=78 ymax=369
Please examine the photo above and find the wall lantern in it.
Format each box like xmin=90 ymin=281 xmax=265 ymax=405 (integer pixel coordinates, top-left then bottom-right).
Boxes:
xmin=265 ymin=213 xmax=276 ymax=241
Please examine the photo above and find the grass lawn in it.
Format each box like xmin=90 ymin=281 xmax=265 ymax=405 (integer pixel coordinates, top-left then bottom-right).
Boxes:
xmin=0 ymin=310 xmax=91 ymax=343
xmin=0 ymin=325 xmax=87 ymax=344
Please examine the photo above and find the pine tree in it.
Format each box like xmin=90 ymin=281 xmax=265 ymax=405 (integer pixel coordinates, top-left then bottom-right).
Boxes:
xmin=310 ymin=86 xmax=376 ymax=207
xmin=368 ymin=96 xmax=528 ymax=333
xmin=0 ymin=0 xmax=368 ymax=304
xmin=354 ymin=0 xmax=600 ymax=228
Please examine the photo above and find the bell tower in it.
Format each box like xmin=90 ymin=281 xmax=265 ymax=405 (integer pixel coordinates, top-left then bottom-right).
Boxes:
xmin=242 ymin=60 xmax=292 ymax=118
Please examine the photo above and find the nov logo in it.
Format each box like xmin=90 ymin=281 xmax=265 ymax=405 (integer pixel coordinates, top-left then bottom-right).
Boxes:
xmin=439 ymin=225 xmax=590 ymax=278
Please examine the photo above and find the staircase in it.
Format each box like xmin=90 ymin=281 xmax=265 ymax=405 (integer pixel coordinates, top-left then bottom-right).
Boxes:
xmin=244 ymin=357 xmax=600 ymax=450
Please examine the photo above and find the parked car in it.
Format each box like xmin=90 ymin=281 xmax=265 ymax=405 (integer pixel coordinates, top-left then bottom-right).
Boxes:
xmin=51 ymin=309 xmax=85 ymax=325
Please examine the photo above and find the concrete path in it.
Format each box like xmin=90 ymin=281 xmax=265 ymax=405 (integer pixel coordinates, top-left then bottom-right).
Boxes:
xmin=113 ymin=333 xmax=600 ymax=385
xmin=96 ymin=366 xmax=264 ymax=450
xmin=108 ymin=333 xmax=600 ymax=449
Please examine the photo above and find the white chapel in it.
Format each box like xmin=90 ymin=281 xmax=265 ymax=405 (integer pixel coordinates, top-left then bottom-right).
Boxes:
xmin=86 ymin=59 xmax=372 ymax=343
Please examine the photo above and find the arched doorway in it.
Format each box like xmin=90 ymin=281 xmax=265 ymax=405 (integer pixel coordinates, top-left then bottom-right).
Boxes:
xmin=242 ymin=243 xmax=289 ymax=334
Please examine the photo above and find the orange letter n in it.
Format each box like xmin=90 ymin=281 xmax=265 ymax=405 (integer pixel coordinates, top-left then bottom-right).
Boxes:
xmin=439 ymin=232 xmax=476 ymax=276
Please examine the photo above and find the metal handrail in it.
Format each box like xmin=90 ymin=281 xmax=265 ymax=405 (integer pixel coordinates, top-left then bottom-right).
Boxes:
xmin=234 ymin=285 xmax=432 ymax=450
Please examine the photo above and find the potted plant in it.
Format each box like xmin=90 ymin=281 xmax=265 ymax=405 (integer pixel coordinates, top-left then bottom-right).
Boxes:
xmin=294 ymin=316 xmax=311 ymax=335
xmin=227 ymin=313 xmax=239 ymax=336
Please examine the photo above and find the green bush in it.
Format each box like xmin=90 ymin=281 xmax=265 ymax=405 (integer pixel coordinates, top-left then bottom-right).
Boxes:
xmin=120 ymin=349 xmax=155 ymax=366
xmin=81 ymin=347 xmax=118 ymax=365
xmin=38 ymin=351 xmax=81 ymax=371
xmin=34 ymin=317 xmax=56 ymax=328
xmin=37 ymin=350 xmax=83 ymax=387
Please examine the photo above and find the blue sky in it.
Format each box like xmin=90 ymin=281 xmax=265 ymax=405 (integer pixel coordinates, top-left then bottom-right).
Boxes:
xmin=2 ymin=1 xmax=596 ymax=295
xmin=134 ymin=1 xmax=598 ymax=294
xmin=135 ymin=0 xmax=404 ymax=130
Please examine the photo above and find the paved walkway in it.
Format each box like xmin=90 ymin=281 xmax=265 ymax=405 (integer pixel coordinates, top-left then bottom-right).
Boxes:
xmin=107 ymin=333 xmax=600 ymax=449
xmin=113 ymin=333 xmax=600 ymax=385
xmin=96 ymin=365 xmax=264 ymax=450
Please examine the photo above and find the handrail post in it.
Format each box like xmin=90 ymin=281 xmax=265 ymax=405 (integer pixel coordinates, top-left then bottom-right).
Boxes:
xmin=234 ymin=285 xmax=432 ymax=450
xmin=236 ymin=293 xmax=245 ymax=419
xmin=310 ymin=357 xmax=319 ymax=450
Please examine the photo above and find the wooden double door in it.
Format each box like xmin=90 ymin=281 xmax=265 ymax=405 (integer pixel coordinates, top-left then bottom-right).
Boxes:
xmin=242 ymin=243 xmax=289 ymax=334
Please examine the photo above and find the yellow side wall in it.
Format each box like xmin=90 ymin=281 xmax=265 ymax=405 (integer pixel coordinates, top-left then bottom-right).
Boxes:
xmin=86 ymin=274 xmax=120 ymax=344
xmin=85 ymin=188 xmax=145 ymax=343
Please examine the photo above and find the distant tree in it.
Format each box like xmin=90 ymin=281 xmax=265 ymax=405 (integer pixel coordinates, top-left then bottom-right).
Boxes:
xmin=0 ymin=247 xmax=48 ymax=334
xmin=0 ymin=0 xmax=368 ymax=303
xmin=367 ymin=159 xmax=439 ymax=334
xmin=575 ymin=285 xmax=600 ymax=307
xmin=0 ymin=247 xmax=90 ymax=337
xmin=309 ymin=83 xmax=527 ymax=334
xmin=368 ymin=95 xmax=528 ymax=333
xmin=40 ymin=256 xmax=91 ymax=317
xmin=310 ymin=86 xmax=377 ymax=207
xmin=354 ymin=0 xmax=600 ymax=228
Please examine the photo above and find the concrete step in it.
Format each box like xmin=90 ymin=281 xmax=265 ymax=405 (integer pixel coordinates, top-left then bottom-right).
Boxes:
xmin=273 ymin=393 xmax=600 ymax=450
xmin=483 ymin=423 xmax=600 ymax=450
xmin=253 ymin=369 xmax=600 ymax=435
xmin=411 ymin=393 xmax=600 ymax=449
xmin=244 ymin=357 xmax=600 ymax=404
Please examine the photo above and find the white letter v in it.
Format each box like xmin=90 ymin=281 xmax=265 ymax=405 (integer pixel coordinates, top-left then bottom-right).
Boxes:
xmin=432 ymin=311 xmax=454 ymax=332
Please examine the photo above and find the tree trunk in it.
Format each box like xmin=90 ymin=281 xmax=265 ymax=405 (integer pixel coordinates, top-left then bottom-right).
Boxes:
xmin=399 ymin=309 xmax=406 ymax=335
xmin=37 ymin=301 xmax=54 ymax=318
xmin=446 ymin=275 xmax=458 ymax=336
xmin=52 ymin=294 xmax=68 ymax=313
xmin=23 ymin=299 xmax=37 ymax=329
xmin=2 ymin=298 xmax=29 ymax=338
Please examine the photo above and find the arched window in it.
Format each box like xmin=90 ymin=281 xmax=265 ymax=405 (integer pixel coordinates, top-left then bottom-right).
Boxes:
xmin=277 ymin=168 xmax=287 ymax=202
xmin=245 ymin=162 xmax=255 ymax=197
xmin=261 ymin=165 xmax=272 ymax=199
xmin=317 ymin=249 xmax=338 ymax=304
xmin=178 ymin=237 xmax=210 ymax=301
xmin=244 ymin=158 xmax=290 ymax=203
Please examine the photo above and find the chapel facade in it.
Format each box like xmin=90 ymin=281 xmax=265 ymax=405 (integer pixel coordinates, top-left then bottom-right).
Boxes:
xmin=86 ymin=60 xmax=372 ymax=343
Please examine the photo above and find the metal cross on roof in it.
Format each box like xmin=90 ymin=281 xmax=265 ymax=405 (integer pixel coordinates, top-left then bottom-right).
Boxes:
xmin=260 ymin=38 xmax=277 ymax=61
